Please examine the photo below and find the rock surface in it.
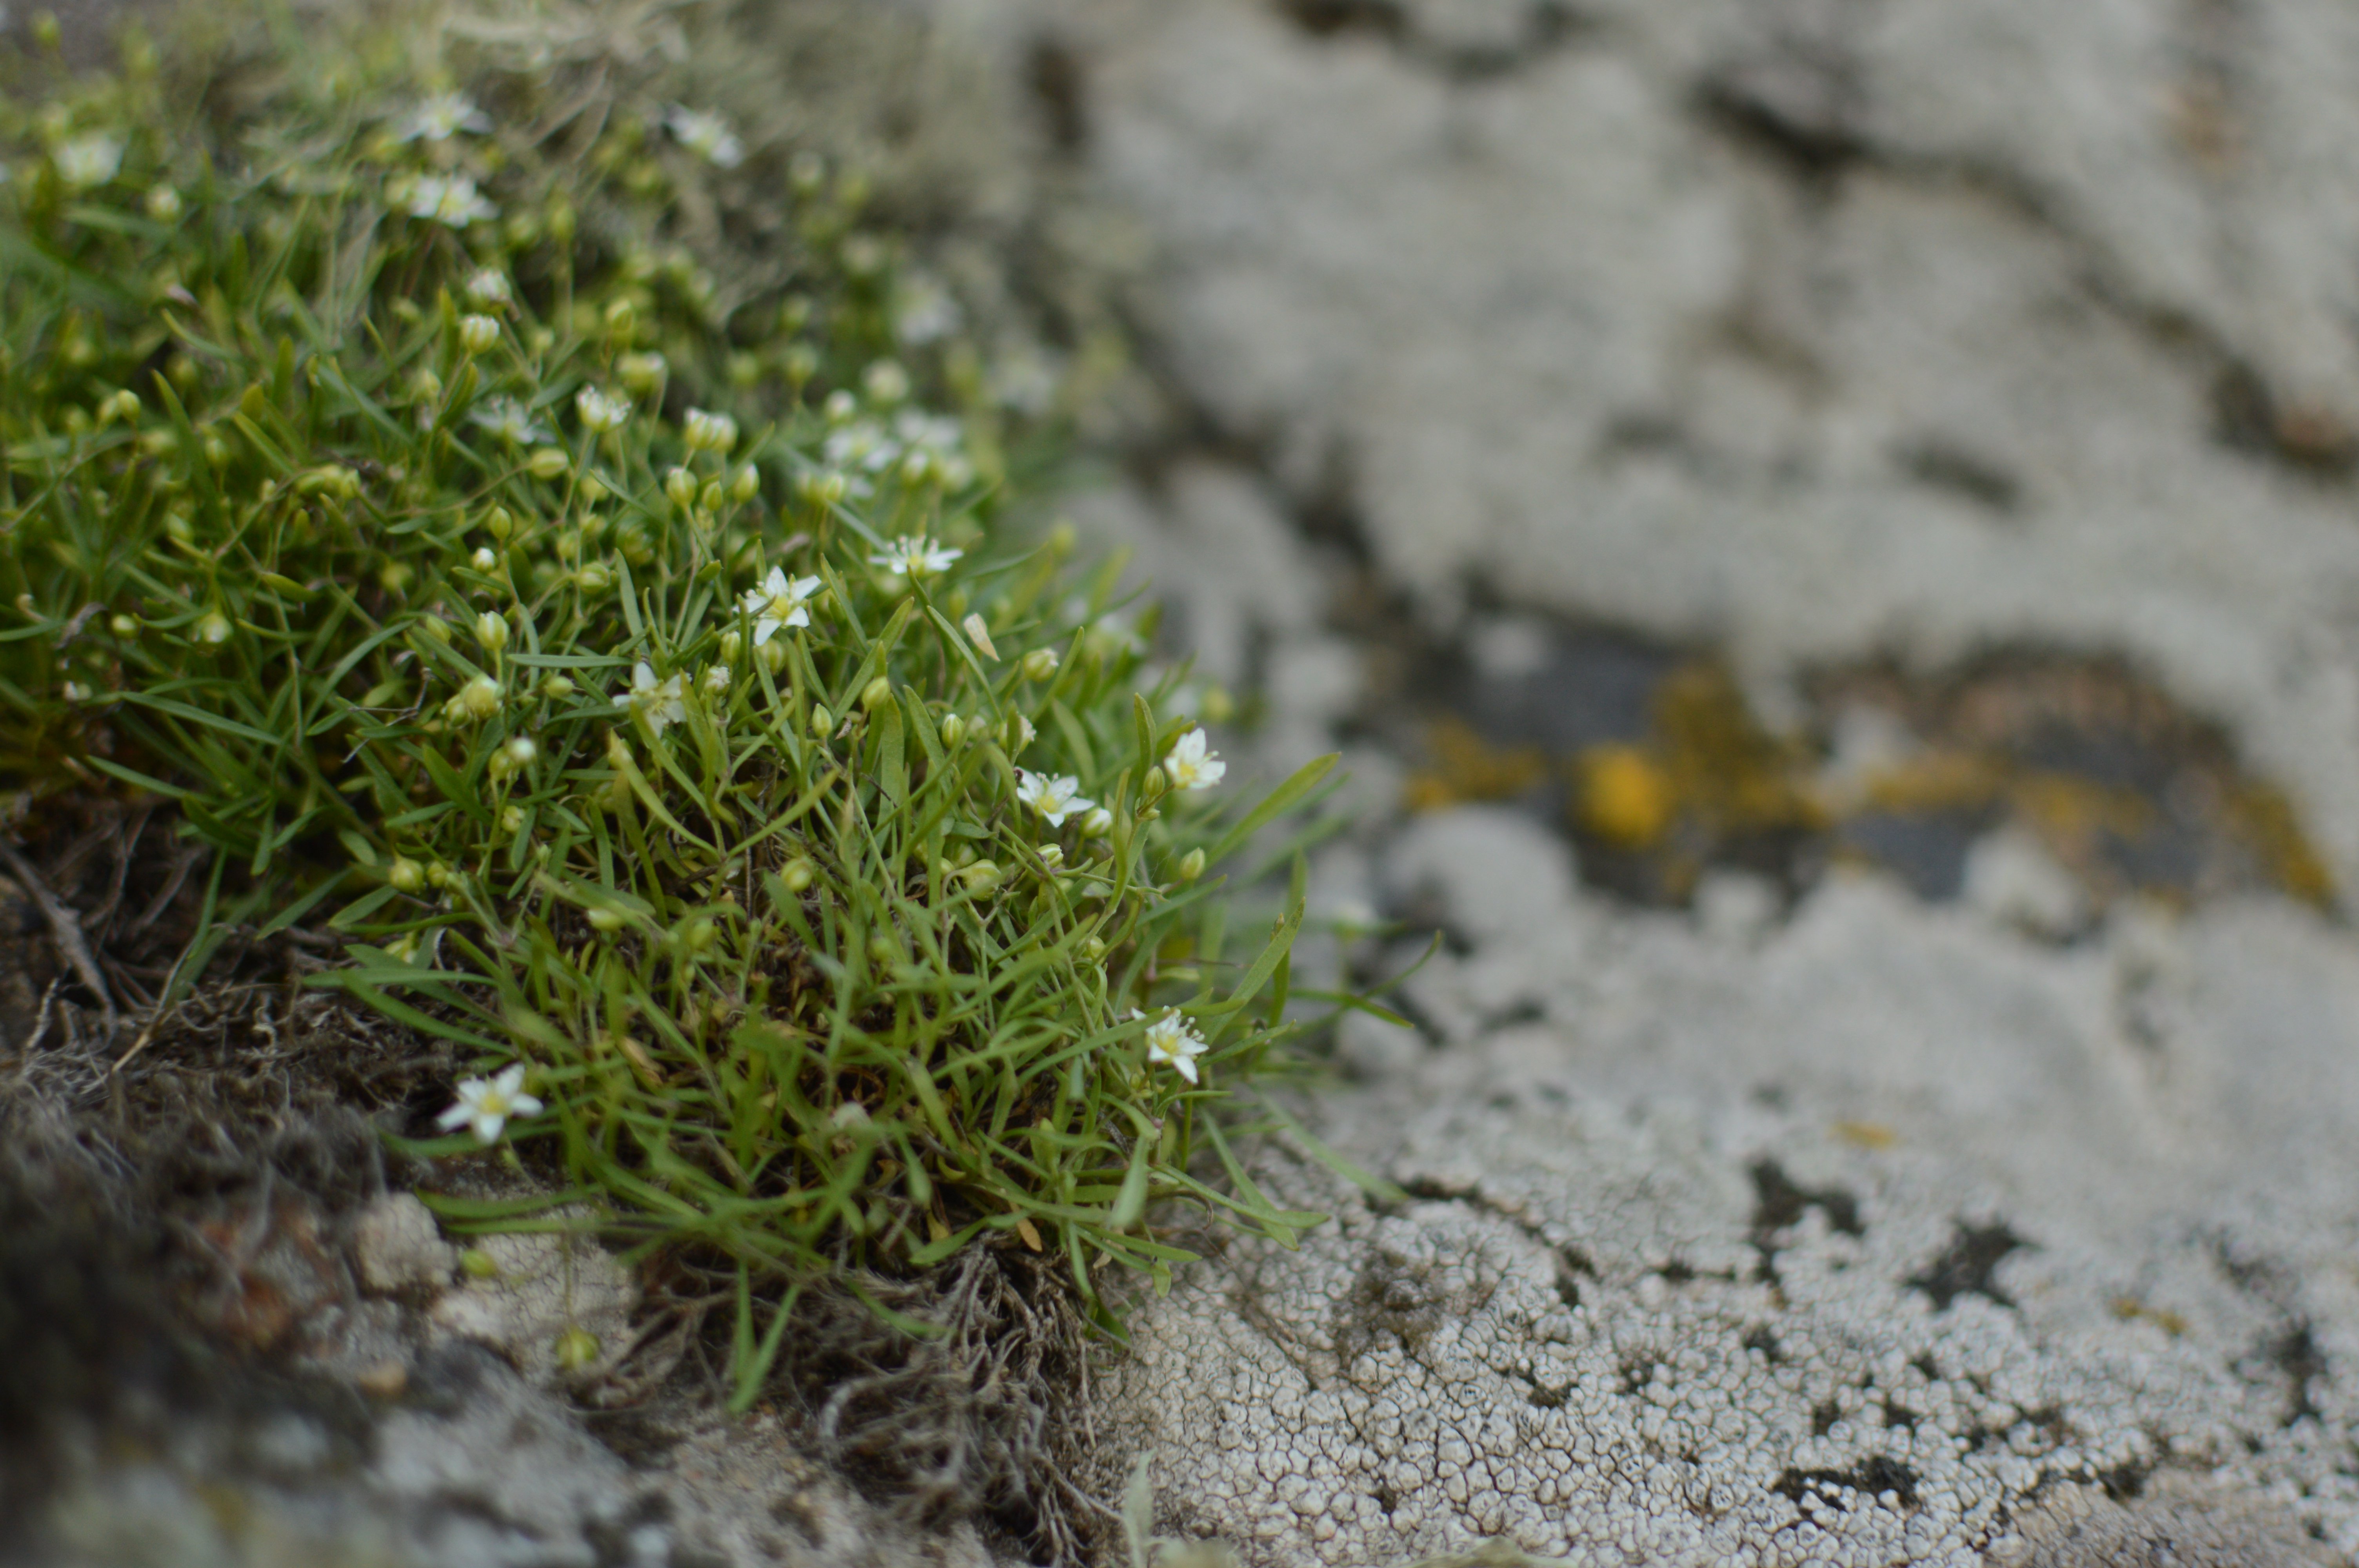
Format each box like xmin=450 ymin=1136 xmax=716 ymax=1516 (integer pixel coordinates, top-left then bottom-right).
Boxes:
xmin=1109 ymin=811 xmax=2359 ymax=1566
xmin=939 ymin=0 xmax=2359 ymax=901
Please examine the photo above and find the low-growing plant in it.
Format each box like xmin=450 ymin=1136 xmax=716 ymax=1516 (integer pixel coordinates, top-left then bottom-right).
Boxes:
xmin=0 ymin=4 xmax=1336 ymax=1398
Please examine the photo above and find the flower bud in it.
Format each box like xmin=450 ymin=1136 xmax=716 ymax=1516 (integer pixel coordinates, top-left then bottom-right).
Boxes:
xmin=98 ymin=388 xmax=141 ymax=425
xmin=860 ymin=675 xmax=892 ymax=712
xmin=618 ymin=351 xmax=667 ymax=394
xmin=588 ymin=907 xmax=625 ymax=932
xmin=472 ymin=546 xmax=498 ymax=571
xmin=1003 ymin=713 xmax=1036 ymax=753
xmin=783 ymin=343 xmax=820 ymax=383
xmin=805 ymin=471 xmax=847 ymax=506
xmin=145 ymin=185 xmax=182 ymax=222
xmin=719 ymin=630 xmax=743 ymax=664
xmin=780 ymin=859 xmax=815 ymax=893
xmin=757 ymin=637 xmax=788 ymax=674
xmin=458 ymin=314 xmax=500 ymax=354
xmin=1021 ymin=648 xmax=1059 ymax=682
xmin=484 ymin=505 xmax=514 ymax=541
xmin=958 ymin=860 xmax=1001 ymax=893
xmin=554 ymin=1327 xmax=601 ymax=1372
xmin=1140 ymin=766 xmax=1169 ymax=805
xmin=940 ymin=713 xmax=966 ymax=748
xmin=527 ymin=446 xmax=568 ymax=481
xmin=475 ymin=611 xmax=508 ymax=652
xmin=665 ymin=467 xmax=695 ymax=508
xmin=490 ymin=735 xmax=536 ymax=779
xmin=109 ymin=613 xmax=137 ymax=638
xmin=823 ymin=388 xmax=858 ymax=425
xmin=574 ymin=563 xmax=612 ymax=593
xmin=1176 ymin=848 xmax=1206 ymax=884
xmin=196 ymin=609 xmax=232 ymax=645
xmin=1080 ymin=807 xmax=1113 ymax=838
xmin=445 ymin=674 xmax=503 ymax=722
xmin=731 ymin=465 xmax=760 ymax=504
xmin=388 ymin=857 xmax=426 ymax=893
xmin=809 ymin=703 xmax=832 ymax=736
xmin=699 ymin=479 xmax=724 ymax=512
xmin=603 ymin=296 xmax=636 ymax=339
xmin=703 ymin=664 xmax=732 ymax=696
xmin=1038 ymin=843 xmax=1065 ymax=871
xmin=501 ymin=804 xmax=525 ymax=833
xmin=683 ymin=408 xmax=738 ymax=454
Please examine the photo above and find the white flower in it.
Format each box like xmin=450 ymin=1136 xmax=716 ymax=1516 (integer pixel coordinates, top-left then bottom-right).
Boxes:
xmin=436 ymin=1063 xmax=543 ymax=1145
xmin=622 ymin=661 xmax=689 ymax=736
xmin=702 ymin=664 xmax=732 ymax=696
xmin=1131 ymin=1007 xmax=1210 ymax=1086
xmin=740 ymin=567 xmax=821 ymax=644
xmin=53 ymin=134 xmax=124 ymax=190
xmin=1163 ymin=727 xmax=1226 ymax=791
xmin=398 ymin=93 xmax=491 ymax=143
xmin=663 ymin=105 xmax=745 ymax=169
xmin=406 ymin=174 xmax=498 ymax=227
xmin=989 ymin=347 xmax=1060 ymax=415
xmin=471 ymin=397 xmax=551 ymax=445
xmin=682 ymin=407 xmax=737 ymax=453
xmin=869 ymin=535 xmax=961 ymax=580
xmin=824 ymin=419 xmax=900 ymax=474
xmin=862 ymin=359 xmax=910 ymax=406
xmin=893 ymin=276 xmax=962 ymax=346
xmin=1015 ymin=769 xmax=1091 ymax=827
xmin=465 ymin=268 xmax=513 ymax=309
xmin=576 ymin=386 xmax=630 ymax=434
xmin=892 ymin=409 xmax=973 ymax=488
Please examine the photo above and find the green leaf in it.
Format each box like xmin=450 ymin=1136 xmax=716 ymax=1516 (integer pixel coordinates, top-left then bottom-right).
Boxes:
xmin=1202 ymin=752 xmax=1340 ymax=866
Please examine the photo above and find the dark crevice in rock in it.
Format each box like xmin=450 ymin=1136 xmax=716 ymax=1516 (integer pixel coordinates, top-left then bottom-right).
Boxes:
xmin=1272 ymin=0 xmax=1593 ymax=83
xmin=1772 ymin=1456 xmax=1921 ymax=1512
xmin=1025 ymin=36 xmax=1089 ymax=155
xmin=2268 ymin=1321 xmax=2327 ymax=1429
xmin=1895 ymin=438 xmax=2026 ymax=515
xmin=1907 ymin=1221 xmax=2030 ymax=1311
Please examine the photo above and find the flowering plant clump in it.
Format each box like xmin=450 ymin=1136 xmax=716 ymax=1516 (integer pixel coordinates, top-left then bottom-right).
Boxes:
xmin=0 ymin=15 xmax=1334 ymax=1397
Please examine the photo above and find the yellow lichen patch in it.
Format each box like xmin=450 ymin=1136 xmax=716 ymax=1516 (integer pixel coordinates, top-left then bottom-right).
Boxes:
xmin=2228 ymin=780 xmax=2335 ymax=908
xmin=2110 ymin=1297 xmax=2190 ymax=1337
xmin=1653 ymin=664 xmax=1826 ymax=839
xmin=1831 ymin=1120 xmax=1897 ymax=1151
xmin=1855 ymin=753 xmax=2009 ymax=816
xmin=1403 ymin=715 xmax=1547 ymax=813
xmin=1573 ymin=744 xmax=1675 ymax=848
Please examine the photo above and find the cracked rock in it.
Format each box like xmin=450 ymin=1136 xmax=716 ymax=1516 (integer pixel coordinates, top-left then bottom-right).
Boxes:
xmin=1105 ymin=837 xmax=2359 ymax=1565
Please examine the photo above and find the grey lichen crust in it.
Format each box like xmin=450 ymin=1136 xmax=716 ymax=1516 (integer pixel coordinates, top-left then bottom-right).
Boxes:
xmin=1106 ymin=809 xmax=2359 ymax=1567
